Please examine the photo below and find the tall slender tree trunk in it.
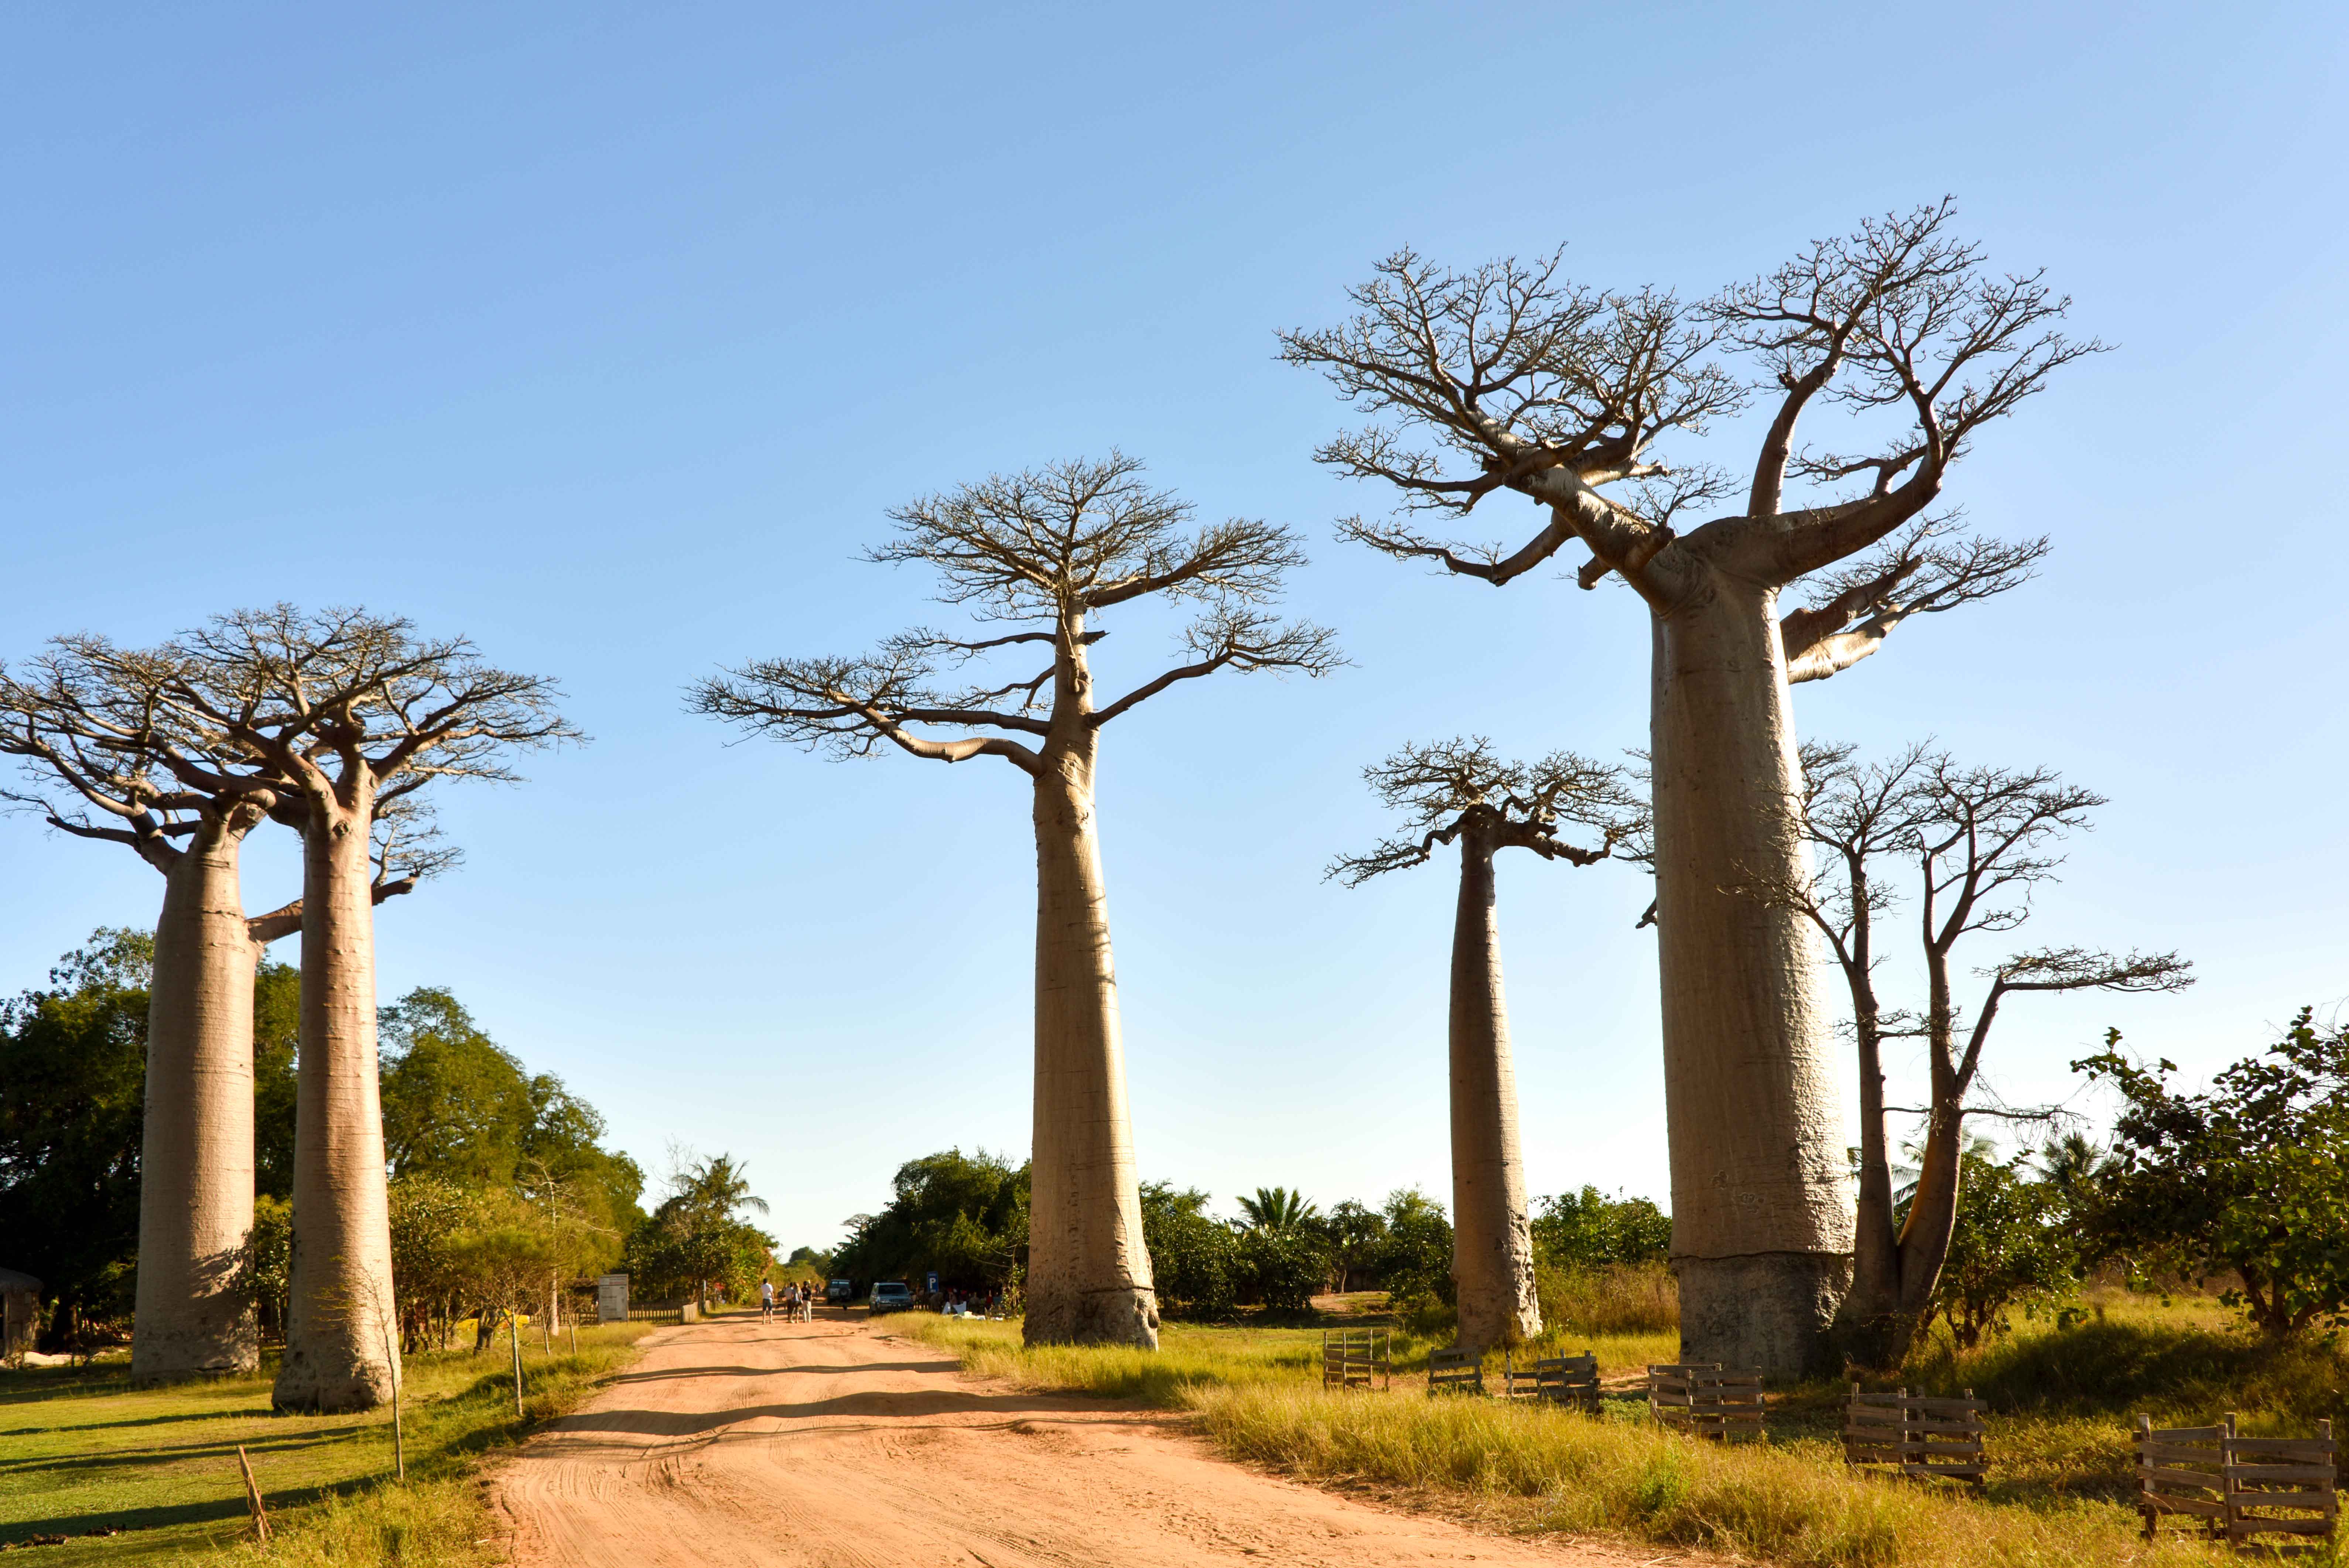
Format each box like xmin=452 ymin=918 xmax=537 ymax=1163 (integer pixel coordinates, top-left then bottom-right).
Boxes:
xmin=274 ymin=790 xmax=400 ymax=1411
xmin=131 ymin=817 xmax=261 ymax=1383
xmin=1022 ymin=721 xmax=1158 ymax=1348
xmin=1837 ymin=1012 xmax=1906 ymax=1365
xmin=1651 ymin=577 xmax=1852 ymax=1379
xmin=1448 ymin=824 xmax=1541 ymax=1355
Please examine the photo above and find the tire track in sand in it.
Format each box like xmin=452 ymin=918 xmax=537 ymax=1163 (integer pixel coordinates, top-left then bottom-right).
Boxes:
xmin=493 ymin=1312 xmax=1655 ymax=1568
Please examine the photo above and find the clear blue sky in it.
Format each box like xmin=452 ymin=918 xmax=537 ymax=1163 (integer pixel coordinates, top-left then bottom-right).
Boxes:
xmin=4 ymin=4 xmax=2343 ymax=1254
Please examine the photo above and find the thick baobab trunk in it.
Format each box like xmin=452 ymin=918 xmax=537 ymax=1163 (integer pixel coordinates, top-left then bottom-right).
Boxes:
xmin=1448 ymin=827 xmax=1541 ymax=1355
xmin=131 ymin=820 xmax=261 ymax=1383
xmin=1651 ymin=577 xmax=1852 ymax=1379
xmin=1022 ymin=734 xmax=1158 ymax=1348
xmin=274 ymin=797 xmax=400 ymax=1411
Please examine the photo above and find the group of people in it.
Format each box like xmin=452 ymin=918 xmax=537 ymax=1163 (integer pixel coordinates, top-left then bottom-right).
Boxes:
xmin=758 ymin=1278 xmax=818 ymax=1323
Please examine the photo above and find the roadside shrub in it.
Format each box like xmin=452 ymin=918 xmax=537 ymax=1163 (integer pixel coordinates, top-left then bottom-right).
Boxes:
xmin=1141 ymin=1182 xmax=1239 ymax=1318
xmin=1239 ymin=1226 xmax=1328 ymax=1313
xmin=1376 ymin=1189 xmax=1454 ymax=1312
xmin=1531 ymin=1186 xmax=1672 ymax=1269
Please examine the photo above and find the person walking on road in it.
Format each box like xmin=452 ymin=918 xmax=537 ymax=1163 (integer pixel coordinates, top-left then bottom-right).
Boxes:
xmin=760 ymin=1278 xmax=776 ymax=1322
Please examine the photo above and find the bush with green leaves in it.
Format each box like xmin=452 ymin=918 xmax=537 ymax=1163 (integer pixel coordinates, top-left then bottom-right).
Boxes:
xmin=1928 ymin=1154 xmax=2079 ymax=1349
xmin=829 ymin=1147 xmax=1027 ymax=1294
xmin=1375 ymin=1189 xmax=1454 ymax=1312
xmin=2076 ymin=1009 xmax=2349 ymax=1335
xmin=1140 ymin=1182 xmax=1238 ymax=1318
xmin=1531 ymin=1186 xmax=1672 ymax=1270
xmin=1237 ymin=1225 xmax=1329 ymax=1313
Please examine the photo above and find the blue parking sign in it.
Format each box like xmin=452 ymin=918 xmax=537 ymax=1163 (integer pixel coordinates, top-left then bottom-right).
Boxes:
xmin=926 ymin=1272 xmax=939 ymax=1295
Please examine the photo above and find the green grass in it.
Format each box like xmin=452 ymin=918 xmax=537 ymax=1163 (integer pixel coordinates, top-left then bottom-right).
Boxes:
xmin=0 ymin=1322 xmax=653 ymax=1567
xmin=896 ymin=1312 xmax=1676 ymax=1405
xmin=895 ymin=1297 xmax=2348 ymax=1567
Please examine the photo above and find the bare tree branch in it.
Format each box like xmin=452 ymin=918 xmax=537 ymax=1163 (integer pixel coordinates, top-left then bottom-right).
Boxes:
xmin=1327 ymin=737 xmax=1641 ymax=886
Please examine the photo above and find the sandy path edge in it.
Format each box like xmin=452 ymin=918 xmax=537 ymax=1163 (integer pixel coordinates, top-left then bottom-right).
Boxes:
xmin=489 ymin=1313 xmax=1672 ymax=1567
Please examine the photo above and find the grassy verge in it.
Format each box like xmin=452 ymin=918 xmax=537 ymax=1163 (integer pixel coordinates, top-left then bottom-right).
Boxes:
xmin=1195 ymin=1382 xmax=2233 ymax=1567
xmin=895 ymin=1304 xmax=2341 ymax=1566
xmin=895 ymin=1313 xmax=1676 ymax=1404
xmin=0 ymin=1321 xmax=654 ymax=1567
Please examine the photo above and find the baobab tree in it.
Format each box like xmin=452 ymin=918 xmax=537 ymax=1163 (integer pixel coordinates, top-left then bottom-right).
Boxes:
xmin=1778 ymin=743 xmax=2190 ymax=1364
xmin=1282 ymin=202 xmax=2088 ymax=1373
xmin=1329 ymin=739 xmax=1635 ymax=1353
xmin=127 ymin=606 xmax=577 ymax=1410
xmin=0 ymin=639 xmax=448 ymax=1384
xmin=692 ymin=454 xmax=1340 ymax=1348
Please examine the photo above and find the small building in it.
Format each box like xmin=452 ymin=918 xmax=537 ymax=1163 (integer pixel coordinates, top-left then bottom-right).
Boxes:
xmin=596 ymin=1272 xmax=629 ymax=1323
xmin=0 ymin=1268 xmax=41 ymax=1362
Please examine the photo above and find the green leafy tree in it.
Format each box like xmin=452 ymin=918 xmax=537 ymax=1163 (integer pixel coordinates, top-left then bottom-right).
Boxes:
xmin=1530 ymin=1187 xmax=1672 ymax=1270
xmin=253 ymin=960 xmax=299 ymax=1200
xmin=1139 ymin=1183 xmax=1239 ymax=1318
xmin=626 ymin=1152 xmax=776 ymax=1308
xmin=1929 ymin=1154 xmax=2079 ymax=1349
xmin=1237 ymin=1226 xmax=1328 ymax=1314
xmin=1235 ymin=1186 xmax=1318 ymax=1232
xmin=0 ymin=931 xmax=151 ymax=1345
xmin=232 ymin=1194 xmax=293 ymax=1343
xmin=378 ymin=985 xmax=644 ymax=1235
xmin=1376 ymin=1189 xmax=1455 ymax=1312
xmin=829 ymin=1148 xmax=1028 ymax=1293
xmin=2077 ymin=1010 xmax=2349 ymax=1335
xmin=1317 ymin=1199 xmax=1389 ymax=1294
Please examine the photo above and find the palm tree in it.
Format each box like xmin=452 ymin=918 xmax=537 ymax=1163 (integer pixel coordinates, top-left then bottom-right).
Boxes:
xmin=2037 ymin=1133 xmax=2108 ymax=1200
xmin=1235 ymin=1188 xmax=1318 ymax=1232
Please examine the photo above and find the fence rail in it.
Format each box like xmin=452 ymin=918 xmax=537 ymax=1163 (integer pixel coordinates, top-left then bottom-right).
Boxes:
xmin=1426 ymin=1347 xmax=1483 ymax=1397
xmin=1321 ymin=1328 xmax=1391 ymax=1391
xmin=2139 ymin=1413 xmax=2337 ymax=1555
xmin=1647 ymin=1363 xmax=1765 ymax=1442
xmin=1843 ymin=1386 xmax=1987 ymax=1487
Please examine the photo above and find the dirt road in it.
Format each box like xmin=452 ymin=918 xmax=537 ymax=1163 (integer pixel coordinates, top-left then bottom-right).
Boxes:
xmin=493 ymin=1314 xmax=1645 ymax=1567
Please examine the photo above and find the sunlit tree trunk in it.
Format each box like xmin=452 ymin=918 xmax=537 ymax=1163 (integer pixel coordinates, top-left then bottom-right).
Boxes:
xmin=274 ymin=783 xmax=400 ymax=1412
xmin=1651 ymin=581 xmax=1851 ymax=1379
xmin=1448 ymin=824 xmax=1541 ymax=1354
xmin=1023 ymin=631 xmax=1158 ymax=1349
xmin=131 ymin=815 xmax=261 ymax=1383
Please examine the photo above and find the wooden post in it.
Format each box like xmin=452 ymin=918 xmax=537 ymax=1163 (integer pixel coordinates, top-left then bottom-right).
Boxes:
xmin=510 ymin=1311 xmax=525 ymax=1418
xmin=235 ymin=1445 xmax=271 ymax=1544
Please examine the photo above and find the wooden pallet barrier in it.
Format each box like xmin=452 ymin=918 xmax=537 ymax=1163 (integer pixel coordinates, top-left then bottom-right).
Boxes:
xmin=2138 ymin=1411 xmax=2338 ymax=1554
xmin=1524 ymin=1352 xmax=1601 ymax=1414
xmin=1427 ymin=1347 xmax=1483 ymax=1397
xmin=2223 ymin=1416 xmax=2336 ymax=1557
xmin=1321 ymin=1328 xmax=1391 ymax=1391
xmin=1647 ymin=1363 xmax=1765 ymax=1442
xmin=1842 ymin=1386 xmax=1987 ymax=1487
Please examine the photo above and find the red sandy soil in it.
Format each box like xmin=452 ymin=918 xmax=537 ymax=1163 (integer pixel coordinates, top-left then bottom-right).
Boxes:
xmin=493 ymin=1313 xmax=1663 ymax=1568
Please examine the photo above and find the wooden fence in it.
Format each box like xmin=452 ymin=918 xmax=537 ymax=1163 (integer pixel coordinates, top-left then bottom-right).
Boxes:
xmin=1498 ymin=1352 xmax=1600 ymax=1414
xmin=1647 ymin=1363 xmax=1765 ymax=1442
xmin=2138 ymin=1413 xmax=2337 ymax=1555
xmin=1426 ymin=1347 xmax=1483 ymax=1397
xmin=1321 ymin=1328 xmax=1391 ymax=1391
xmin=1843 ymin=1386 xmax=1987 ymax=1487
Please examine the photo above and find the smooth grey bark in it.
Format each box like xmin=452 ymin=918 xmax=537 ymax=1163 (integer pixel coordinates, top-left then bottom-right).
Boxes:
xmin=1328 ymin=741 xmax=1623 ymax=1356
xmin=1447 ymin=825 xmax=1539 ymax=1354
xmin=1023 ymin=657 xmax=1157 ymax=1347
xmin=1650 ymin=578 xmax=1851 ymax=1376
xmin=131 ymin=810 xmax=264 ymax=1383
xmin=275 ymin=778 xmax=400 ymax=1412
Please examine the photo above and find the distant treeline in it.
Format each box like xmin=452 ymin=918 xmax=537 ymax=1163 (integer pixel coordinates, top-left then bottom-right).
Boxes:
xmin=825 ymin=1147 xmax=1672 ymax=1325
xmin=0 ymin=929 xmax=775 ymax=1351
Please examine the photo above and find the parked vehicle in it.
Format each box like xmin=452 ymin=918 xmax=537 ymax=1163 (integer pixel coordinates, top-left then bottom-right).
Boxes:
xmin=868 ymin=1280 xmax=914 ymax=1315
xmin=825 ymin=1278 xmax=855 ymax=1304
